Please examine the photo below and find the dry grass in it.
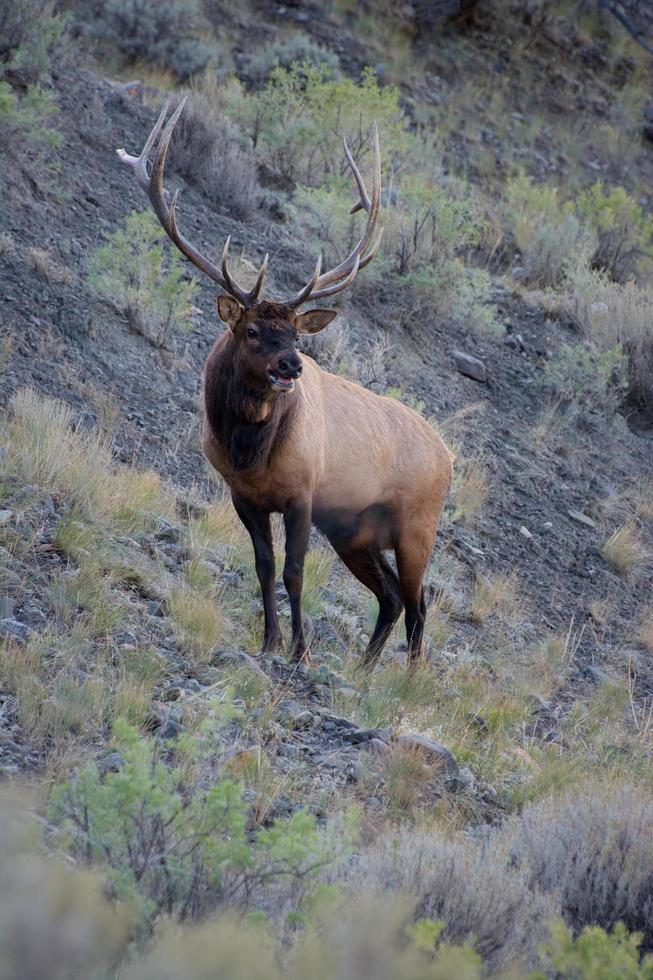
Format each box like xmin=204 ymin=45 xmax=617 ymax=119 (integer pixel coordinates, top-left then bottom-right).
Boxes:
xmin=637 ymin=607 xmax=653 ymax=654
xmin=449 ymin=453 xmax=490 ymax=527
xmin=0 ymin=232 xmax=15 ymax=257
xmin=28 ymin=247 xmax=74 ymax=285
xmin=301 ymin=544 xmax=334 ymax=617
xmin=384 ymin=745 xmax=442 ymax=811
xmin=470 ymin=571 xmax=521 ymax=625
xmin=186 ymin=495 xmax=250 ymax=571
xmin=601 ymin=522 xmax=648 ymax=576
xmin=355 ymin=826 xmax=552 ymax=973
xmin=166 ymin=586 xmax=226 ymax=663
xmin=4 ymin=389 xmax=175 ymax=530
xmin=510 ymin=786 xmax=653 ymax=943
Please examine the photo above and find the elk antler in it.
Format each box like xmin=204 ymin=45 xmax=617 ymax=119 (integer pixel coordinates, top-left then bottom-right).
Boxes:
xmin=116 ymin=100 xmax=268 ymax=308
xmin=286 ymin=123 xmax=383 ymax=308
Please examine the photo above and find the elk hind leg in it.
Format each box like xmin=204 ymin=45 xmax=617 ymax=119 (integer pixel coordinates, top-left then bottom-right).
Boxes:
xmin=396 ymin=534 xmax=433 ymax=666
xmin=329 ymin=540 xmax=403 ymax=668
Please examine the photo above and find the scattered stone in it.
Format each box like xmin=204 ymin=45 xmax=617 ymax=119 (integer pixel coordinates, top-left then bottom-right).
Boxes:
xmin=396 ymin=733 xmax=460 ymax=779
xmin=585 ymin=665 xmax=613 ymax=686
xmin=322 ymin=720 xmax=336 ymax=732
xmin=504 ymin=333 xmax=526 ymax=352
xmin=278 ymin=700 xmax=313 ymax=729
xmin=623 ymin=650 xmax=647 ymax=678
xmin=567 ymin=509 xmax=596 ymax=529
xmin=452 ymin=350 xmax=487 ymax=383
xmin=340 ymin=726 xmax=378 ymax=745
xmin=519 ymin=525 xmax=533 ymax=540
xmin=0 ymin=510 xmax=13 ymax=525
xmin=0 ymin=597 xmax=14 ymax=618
xmin=98 ymin=752 xmax=124 ymax=774
xmin=213 ymin=650 xmax=269 ymax=680
xmin=337 ymin=686 xmax=360 ymax=703
xmin=365 ymin=737 xmax=392 ymax=757
xmin=456 ymin=767 xmax=475 ymax=789
xmin=154 ymin=519 xmax=179 ymax=543
xmin=159 ymin=718 xmax=181 ymax=739
xmin=0 ymin=569 xmax=22 ymax=596
xmin=146 ymin=600 xmax=164 ymax=617
xmin=0 ymin=619 xmax=30 ymax=645
xmin=528 ymin=693 xmax=552 ymax=714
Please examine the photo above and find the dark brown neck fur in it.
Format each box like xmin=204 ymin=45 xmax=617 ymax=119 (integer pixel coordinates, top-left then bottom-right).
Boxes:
xmin=204 ymin=331 xmax=298 ymax=472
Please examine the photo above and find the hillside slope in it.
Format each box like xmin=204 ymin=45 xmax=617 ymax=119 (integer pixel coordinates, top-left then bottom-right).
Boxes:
xmin=1 ymin=1 xmax=652 ymax=976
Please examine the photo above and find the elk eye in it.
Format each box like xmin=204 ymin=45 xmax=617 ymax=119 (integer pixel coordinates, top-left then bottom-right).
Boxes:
xmin=246 ymin=327 xmax=258 ymax=339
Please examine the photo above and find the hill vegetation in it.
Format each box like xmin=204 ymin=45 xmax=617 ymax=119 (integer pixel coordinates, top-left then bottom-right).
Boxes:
xmin=0 ymin=0 xmax=652 ymax=976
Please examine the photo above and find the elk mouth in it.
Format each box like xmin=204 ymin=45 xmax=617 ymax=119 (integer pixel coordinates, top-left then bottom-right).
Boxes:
xmin=267 ymin=370 xmax=296 ymax=393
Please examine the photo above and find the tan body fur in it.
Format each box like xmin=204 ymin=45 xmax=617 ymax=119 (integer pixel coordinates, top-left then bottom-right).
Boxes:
xmin=204 ymin=324 xmax=453 ymax=666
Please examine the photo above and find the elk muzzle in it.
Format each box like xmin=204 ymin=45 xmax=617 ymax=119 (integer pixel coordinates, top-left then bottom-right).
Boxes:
xmin=267 ymin=352 xmax=302 ymax=392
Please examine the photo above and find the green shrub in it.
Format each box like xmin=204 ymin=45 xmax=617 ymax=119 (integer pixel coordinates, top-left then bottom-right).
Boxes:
xmin=0 ymin=0 xmax=63 ymax=85
xmin=535 ymin=921 xmax=653 ymax=980
xmin=239 ymin=63 xmax=405 ymax=184
xmin=505 ymin=173 xmax=594 ymax=287
xmin=541 ymin=341 xmax=628 ymax=420
xmin=88 ymin=0 xmax=219 ymax=79
xmin=576 ymin=183 xmax=653 ymax=282
xmin=88 ymin=210 xmax=198 ymax=348
xmin=49 ymin=717 xmax=355 ymax=934
xmin=0 ymin=0 xmax=62 ymax=144
xmin=246 ymin=33 xmax=341 ymax=87
xmin=298 ymin=166 xmax=495 ymax=331
xmin=566 ymin=264 xmax=653 ymax=414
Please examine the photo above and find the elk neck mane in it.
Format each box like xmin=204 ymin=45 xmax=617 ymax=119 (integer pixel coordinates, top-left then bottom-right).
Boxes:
xmin=204 ymin=329 xmax=299 ymax=473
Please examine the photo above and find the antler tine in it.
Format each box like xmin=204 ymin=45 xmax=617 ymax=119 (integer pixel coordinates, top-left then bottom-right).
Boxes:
xmin=305 ymin=254 xmax=360 ymax=301
xmin=286 ymin=123 xmax=382 ymax=309
xmin=286 ymin=254 xmax=323 ymax=309
xmin=117 ymin=100 xmax=252 ymax=307
xmin=250 ymin=252 xmax=269 ymax=303
xmin=343 ymin=133 xmax=372 ymax=214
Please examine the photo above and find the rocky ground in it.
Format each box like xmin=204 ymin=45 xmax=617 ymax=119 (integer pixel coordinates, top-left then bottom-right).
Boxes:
xmin=1 ymin=0 xmax=652 ymax=840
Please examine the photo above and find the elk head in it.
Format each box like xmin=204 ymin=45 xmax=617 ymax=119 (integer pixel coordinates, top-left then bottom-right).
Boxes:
xmin=117 ymin=100 xmax=383 ymax=395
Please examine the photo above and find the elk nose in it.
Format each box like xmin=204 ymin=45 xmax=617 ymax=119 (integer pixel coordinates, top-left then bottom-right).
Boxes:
xmin=277 ymin=354 xmax=302 ymax=378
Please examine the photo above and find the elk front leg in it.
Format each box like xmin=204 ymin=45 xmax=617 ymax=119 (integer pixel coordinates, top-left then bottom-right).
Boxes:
xmin=283 ymin=502 xmax=312 ymax=664
xmin=232 ymin=494 xmax=283 ymax=655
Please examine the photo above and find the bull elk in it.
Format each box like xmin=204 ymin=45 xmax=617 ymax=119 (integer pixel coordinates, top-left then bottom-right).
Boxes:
xmin=117 ymin=100 xmax=452 ymax=668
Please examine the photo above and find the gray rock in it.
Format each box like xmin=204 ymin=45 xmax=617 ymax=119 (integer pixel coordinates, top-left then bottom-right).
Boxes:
xmin=365 ymin=737 xmax=392 ymax=756
xmin=213 ymin=650 xmax=269 ymax=680
xmin=0 ymin=510 xmax=13 ymax=525
xmin=567 ymin=509 xmax=596 ymax=529
xmin=0 ymin=569 xmax=22 ymax=596
xmin=452 ymin=350 xmax=487 ymax=383
xmin=0 ymin=619 xmax=30 ymax=645
xmin=159 ymin=718 xmax=181 ymax=739
xmin=528 ymin=693 xmax=552 ymax=714
xmin=396 ymin=733 xmax=460 ymax=779
xmin=98 ymin=752 xmax=124 ymax=774
xmin=623 ymin=650 xmax=647 ymax=677
xmin=337 ymin=686 xmax=360 ymax=702
xmin=519 ymin=525 xmax=533 ymax=540
xmin=278 ymin=699 xmax=313 ymax=729
xmin=0 ymin=597 xmax=14 ymax=618
xmin=585 ymin=665 xmax=613 ymax=685
xmin=341 ymin=727 xmax=378 ymax=745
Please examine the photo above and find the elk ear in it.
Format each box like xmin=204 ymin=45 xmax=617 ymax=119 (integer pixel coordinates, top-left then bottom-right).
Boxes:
xmin=217 ymin=294 xmax=244 ymax=329
xmin=295 ymin=309 xmax=338 ymax=335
